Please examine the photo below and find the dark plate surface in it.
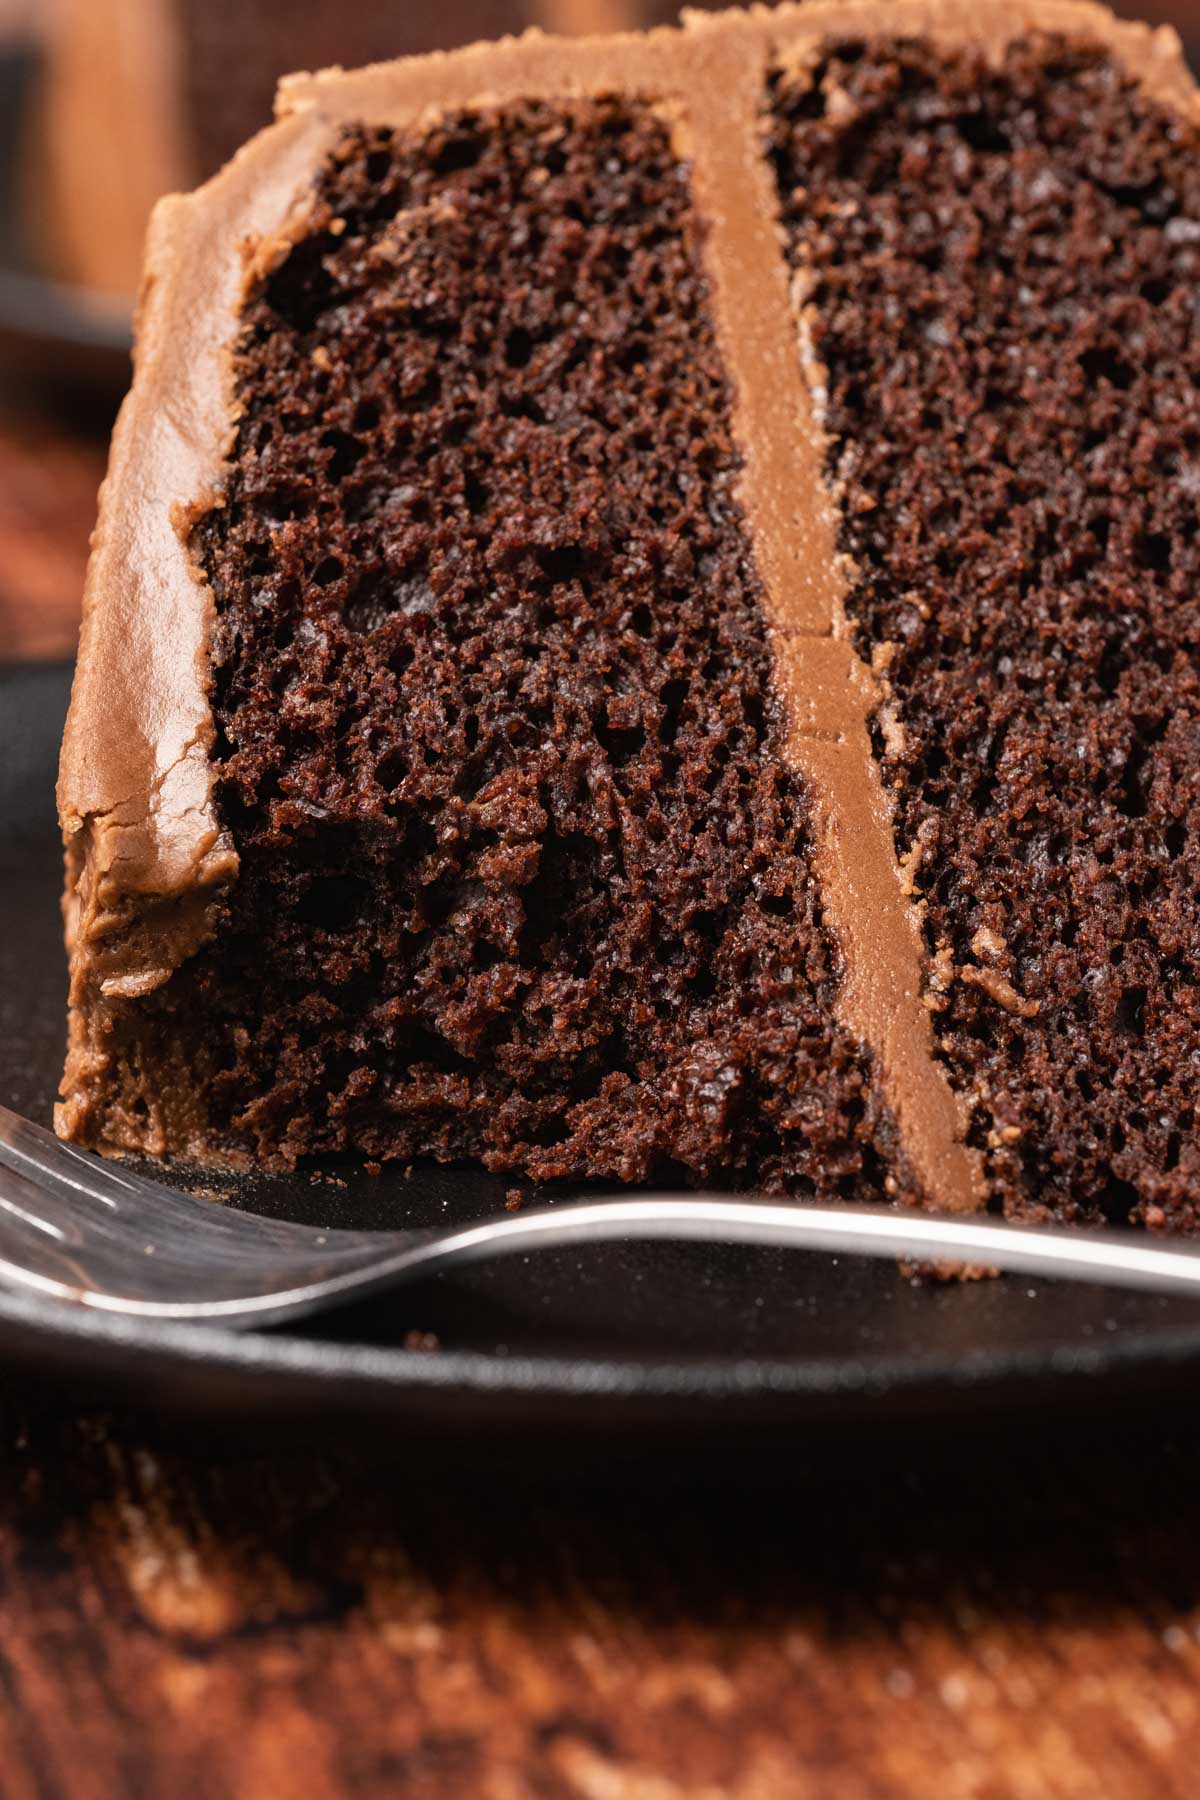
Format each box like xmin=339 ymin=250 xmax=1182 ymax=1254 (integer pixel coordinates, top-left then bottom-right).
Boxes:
xmin=6 ymin=661 xmax=1200 ymax=1449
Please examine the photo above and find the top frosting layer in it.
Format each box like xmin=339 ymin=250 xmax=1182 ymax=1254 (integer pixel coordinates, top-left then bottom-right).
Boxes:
xmin=57 ymin=0 xmax=1199 ymax=1200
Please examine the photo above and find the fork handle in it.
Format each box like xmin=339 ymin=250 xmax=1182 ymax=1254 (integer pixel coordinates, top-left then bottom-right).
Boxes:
xmin=365 ymin=1197 xmax=1200 ymax=1302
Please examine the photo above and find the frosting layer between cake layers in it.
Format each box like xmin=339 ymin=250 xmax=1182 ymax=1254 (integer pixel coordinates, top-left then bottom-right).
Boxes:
xmin=56 ymin=2 xmax=1200 ymax=1218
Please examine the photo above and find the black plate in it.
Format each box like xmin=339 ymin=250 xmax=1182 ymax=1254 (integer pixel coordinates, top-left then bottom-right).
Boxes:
xmin=0 ymin=47 xmax=132 ymax=395
xmin=6 ymin=660 xmax=1200 ymax=1450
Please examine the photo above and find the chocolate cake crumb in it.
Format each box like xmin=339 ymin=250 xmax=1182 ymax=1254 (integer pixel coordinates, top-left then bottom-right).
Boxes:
xmin=772 ymin=33 xmax=1200 ymax=1227
xmin=158 ymin=98 xmax=894 ymax=1199
xmin=403 ymin=1329 xmax=441 ymax=1352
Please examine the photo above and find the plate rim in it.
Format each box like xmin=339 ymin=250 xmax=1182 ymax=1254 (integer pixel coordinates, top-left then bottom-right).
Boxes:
xmin=3 ymin=1273 xmax=1200 ymax=1436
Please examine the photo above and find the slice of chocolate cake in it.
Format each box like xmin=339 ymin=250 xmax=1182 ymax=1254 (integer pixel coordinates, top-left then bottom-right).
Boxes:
xmin=57 ymin=3 xmax=1200 ymax=1230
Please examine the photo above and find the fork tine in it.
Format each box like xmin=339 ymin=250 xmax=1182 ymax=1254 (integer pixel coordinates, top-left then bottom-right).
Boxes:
xmin=1 ymin=1105 xmax=162 ymax=1210
xmin=0 ymin=1105 xmax=355 ymax=1249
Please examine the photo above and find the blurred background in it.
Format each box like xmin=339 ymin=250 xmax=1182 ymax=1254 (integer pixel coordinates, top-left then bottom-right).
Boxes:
xmin=0 ymin=0 xmax=1197 ymax=666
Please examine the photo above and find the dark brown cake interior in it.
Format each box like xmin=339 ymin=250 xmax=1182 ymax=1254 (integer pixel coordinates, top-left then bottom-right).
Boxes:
xmin=155 ymin=98 xmax=894 ymax=1191
xmin=772 ymin=34 xmax=1200 ymax=1227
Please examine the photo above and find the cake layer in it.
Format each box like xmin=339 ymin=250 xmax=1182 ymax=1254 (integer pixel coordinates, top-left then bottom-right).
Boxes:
xmin=107 ymin=94 xmax=899 ymax=1191
xmin=772 ymin=28 xmax=1200 ymax=1225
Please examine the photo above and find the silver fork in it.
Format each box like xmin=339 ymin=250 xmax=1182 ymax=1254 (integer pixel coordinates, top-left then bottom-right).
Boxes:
xmin=3 ymin=1101 xmax=1200 ymax=1331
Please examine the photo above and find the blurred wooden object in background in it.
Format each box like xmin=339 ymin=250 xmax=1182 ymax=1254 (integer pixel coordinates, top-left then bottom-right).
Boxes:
xmin=0 ymin=0 xmax=36 ymax=34
xmin=0 ymin=406 xmax=103 ymax=662
xmin=1134 ymin=0 xmax=1200 ymax=30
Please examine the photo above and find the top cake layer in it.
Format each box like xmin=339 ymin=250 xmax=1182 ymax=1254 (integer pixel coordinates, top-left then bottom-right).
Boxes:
xmin=57 ymin=2 xmax=1200 ymax=1217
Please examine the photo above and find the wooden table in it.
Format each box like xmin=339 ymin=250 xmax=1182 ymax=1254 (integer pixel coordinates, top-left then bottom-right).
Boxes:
xmin=4 ymin=397 xmax=1200 ymax=1800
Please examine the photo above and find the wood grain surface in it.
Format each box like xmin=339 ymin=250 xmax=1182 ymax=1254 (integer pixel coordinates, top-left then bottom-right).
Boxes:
xmin=5 ymin=403 xmax=1200 ymax=1800
xmin=0 ymin=1398 xmax=1198 ymax=1798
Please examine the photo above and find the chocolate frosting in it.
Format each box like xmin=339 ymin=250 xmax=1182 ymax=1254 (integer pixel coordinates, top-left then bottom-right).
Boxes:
xmin=57 ymin=1 xmax=1199 ymax=1192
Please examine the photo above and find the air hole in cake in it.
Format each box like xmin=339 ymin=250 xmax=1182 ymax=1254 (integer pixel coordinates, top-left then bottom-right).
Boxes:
xmin=297 ymin=875 xmax=370 ymax=933
xmin=156 ymin=96 xmax=901 ymax=1192
xmin=772 ymin=32 xmax=1200 ymax=1227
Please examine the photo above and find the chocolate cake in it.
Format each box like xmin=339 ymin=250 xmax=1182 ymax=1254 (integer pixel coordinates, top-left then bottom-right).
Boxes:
xmin=35 ymin=0 xmax=712 ymax=299
xmin=57 ymin=2 xmax=1200 ymax=1230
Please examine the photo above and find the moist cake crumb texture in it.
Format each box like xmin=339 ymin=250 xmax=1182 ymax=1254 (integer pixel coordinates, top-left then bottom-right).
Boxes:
xmin=164 ymin=98 xmax=895 ymax=1191
xmin=771 ymin=34 xmax=1200 ymax=1227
